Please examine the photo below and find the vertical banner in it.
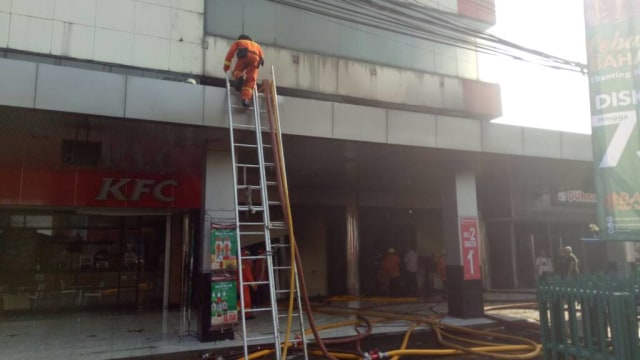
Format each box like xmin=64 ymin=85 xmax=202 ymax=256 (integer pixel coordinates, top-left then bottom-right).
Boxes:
xmin=459 ymin=217 xmax=481 ymax=280
xmin=210 ymin=224 xmax=238 ymax=328
xmin=584 ymin=0 xmax=640 ymax=240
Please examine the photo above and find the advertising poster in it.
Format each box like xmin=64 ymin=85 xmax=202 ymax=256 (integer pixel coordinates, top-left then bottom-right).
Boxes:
xmin=584 ymin=0 xmax=640 ymax=240
xmin=211 ymin=224 xmax=237 ymax=272
xmin=211 ymin=280 xmax=238 ymax=326
xmin=459 ymin=217 xmax=481 ymax=280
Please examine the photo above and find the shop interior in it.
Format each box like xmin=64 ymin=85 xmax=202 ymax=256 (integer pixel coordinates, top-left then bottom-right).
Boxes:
xmin=0 ymin=213 xmax=166 ymax=312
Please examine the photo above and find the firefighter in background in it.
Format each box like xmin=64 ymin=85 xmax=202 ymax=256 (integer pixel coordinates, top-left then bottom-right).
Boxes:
xmin=381 ymin=248 xmax=402 ymax=294
xmin=238 ymin=249 xmax=257 ymax=320
xmin=223 ymin=34 xmax=265 ymax=108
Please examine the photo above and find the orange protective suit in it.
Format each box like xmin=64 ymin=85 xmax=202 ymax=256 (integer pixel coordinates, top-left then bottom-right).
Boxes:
xmin=223 ymin=39 xmax=264 ymax=102
xmin=238 ymin=258 xmax=256 ymax=318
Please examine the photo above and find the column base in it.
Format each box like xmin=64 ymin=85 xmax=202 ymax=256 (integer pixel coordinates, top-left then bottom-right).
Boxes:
xmin=446 ymin=265 xmax=484 ymax=318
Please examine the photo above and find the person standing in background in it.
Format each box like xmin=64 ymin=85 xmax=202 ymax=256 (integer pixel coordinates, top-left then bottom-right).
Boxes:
xmin=381 ymin=248 xmax=402 ymax=295
xmin=403 ymin=249 xmax=418 ymax=296
xmin=535 ymin=249 xmax=554 ymax=281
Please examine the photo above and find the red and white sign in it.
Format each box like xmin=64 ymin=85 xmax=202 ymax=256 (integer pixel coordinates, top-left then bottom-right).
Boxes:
xmin=459 ymin=216 xmax=481 ymax=280
xmin=0 ymin=168 xmax=201 ymax=209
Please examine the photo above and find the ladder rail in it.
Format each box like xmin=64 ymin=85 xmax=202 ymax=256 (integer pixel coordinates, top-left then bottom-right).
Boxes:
xmin=225 ymin=76 xmax=251 ymax=358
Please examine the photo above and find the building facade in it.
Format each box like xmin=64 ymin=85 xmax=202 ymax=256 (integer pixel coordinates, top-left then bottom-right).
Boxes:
xmin=0 ymin=0 xmax=601 ymax=334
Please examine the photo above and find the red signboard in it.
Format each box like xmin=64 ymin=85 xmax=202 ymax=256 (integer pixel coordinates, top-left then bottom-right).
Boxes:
xmin=0 ymin=168 xmax=201 ymax=209
xmin=459 ymin=216 xmax=481 ymax=280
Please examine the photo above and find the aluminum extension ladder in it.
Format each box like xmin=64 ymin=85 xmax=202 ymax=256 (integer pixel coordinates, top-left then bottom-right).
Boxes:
xmin=225 ymin=68 xmax=309 ymax=360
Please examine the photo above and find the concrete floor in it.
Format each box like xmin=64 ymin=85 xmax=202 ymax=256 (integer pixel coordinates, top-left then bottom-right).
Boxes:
xmin=0 ymin=293 xmax=539 ymax=360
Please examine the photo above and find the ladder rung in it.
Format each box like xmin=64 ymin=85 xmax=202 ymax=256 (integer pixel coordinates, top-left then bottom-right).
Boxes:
xmin=232 ymin=124 xmax=271 ymax=131
xmin=243 ymin=281 xmax=270 ymax=286
xmin=266 ymin=181 xmax=277 ymax=186
xmin=235 ymin=143 xmax=273 ymax=148
xmin=236 ymin=163 xmax=275 ymax=168
xmin=241 ymin=255 xmax=268 ymax=260
xmin=271 ymin=244 xmax=290 ymax=248
xmin=239 ymin=231 xmax=265 ymax=235
xmin=268 ymin=201 xmax=281 ymax=205
xmin=244 ymin=306 xmax=272 ymax=313
xmin=275 ymin=289 xmax=295 ymax=294
xmin=245 ymin=335 xmax=274 ymax=342
xmin=238 ymin=206 xmax=264 ymax=212
xmin=236 ymin=185 xmax=261 ymax=190
xmin=239 ymin=221 xmax=266 ymax=226
xmin=269 ymin=221 xmax=286 ymax=228
xmin=278 ymin=313 xmax=301 ymax=318
xmin=273 ymin=266 xmax=292 ymax=270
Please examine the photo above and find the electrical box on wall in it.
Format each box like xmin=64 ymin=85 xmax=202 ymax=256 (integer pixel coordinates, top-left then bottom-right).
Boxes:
xmin=62 ymin=140 xmax=102 ymax=166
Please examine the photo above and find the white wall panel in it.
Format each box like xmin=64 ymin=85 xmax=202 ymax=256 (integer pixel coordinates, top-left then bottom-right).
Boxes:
xmin=437 ymin=116 xmax=482 ymax=151
xmin=336 ymin=60 xmax=374 ymax=99
xmin=438 ymin=0 xmax=458 ymax=11
xmin=133 ymin=34 xmax=171 ymax=70
xmin=457 ymin=47 xmax=478 ymax=79
xmin=268 ymin=48 xmax=339 ymax=95
xmin=441 ymin=77 xmax=464 ymax=109
xmin=126 ymin=76 xmax=204 ymax=124
xmin=0 ymin=0 xmax=10 ymax=12
xmin=172 ymin=0 xmax=203 ymax=12
xmin=94 ymin=28 xmax=134 ymax=65
xmin=387 ymin=110 xmax=437 ymax=147
xmin=434 ymin=43 xmax=458 ymax=77
xmin=141 ymin=0 xmax=171 ymax=7
xmin=0 ymin=58 xmax=37 ymax=108
xmin=35 ymin=64 xmax=126 ymax=117
xmin=54 ymin=0 xmax=96 ymax=26
xmin=51 ymin=21 xmax=95 ymax=59
xmin=170 ymin=8 xmax=203 ymax=43
xmin=96 ymin=0 xmax=135 ymax=33
xmin=11 ymin=0 xmax=53 ymax=19
xmin=333 ymin=103 xmax=386 ymax=142
xmin=0 ymin=12 xmax=8 ymax=47
xmin=8 ymin=15 xmax=53 ymax=53
xmin=203 ymin=36 xmax=229 ymax=78
xmin=374 ymin=67 xmax=404 ymax=104
xmin=562 ymin=132 xmax=593 ymax=161
xmin=134 ymin=2 xmax=171 ymax=39
xmin=203 ymin=85 xmax=225 ymax=127
xmin=279 ymin=97 xmax=333 ymax=138
xmin=523 ymin=128 xmax=562 ymax=158
xmin=421 ymin=73 xmax=444 ymax=108
xmin=482 ymin=122 xmax=523 ymax=155
xmin=170 ymin=40 xmax=203 ymax=74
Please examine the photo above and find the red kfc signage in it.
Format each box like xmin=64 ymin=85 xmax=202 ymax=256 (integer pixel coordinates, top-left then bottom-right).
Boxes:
xmin=0 ymin=168 xmax=201 ymax=209
xmin=459 ymin=216 xmax=481 ymax=280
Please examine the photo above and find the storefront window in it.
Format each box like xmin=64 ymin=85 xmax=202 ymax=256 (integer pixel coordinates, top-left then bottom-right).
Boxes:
xmin=0 ymin=213 xmax=165 ymax=312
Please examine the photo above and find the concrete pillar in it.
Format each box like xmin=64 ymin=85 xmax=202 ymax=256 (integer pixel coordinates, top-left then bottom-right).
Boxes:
xmin=346 ymin=196 xmax=360 ymax=296
xmin=202 ymin=150 xmax=236 ymax=271
xmin=344 ymin=143 xmax=360 ymax=296
xmin=442 ymin=167 xmax=484 ymax=318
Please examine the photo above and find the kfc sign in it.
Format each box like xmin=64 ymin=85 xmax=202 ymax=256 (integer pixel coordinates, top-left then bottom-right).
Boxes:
xmin=0 ymin=168 xmax=200 ymax=209
xmin=96 ymin=178 xmax=178 ymax=202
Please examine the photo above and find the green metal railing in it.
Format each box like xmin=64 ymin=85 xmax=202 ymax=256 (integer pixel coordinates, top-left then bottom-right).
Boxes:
xmin=538 ymin=275 xmax=640 ymax=359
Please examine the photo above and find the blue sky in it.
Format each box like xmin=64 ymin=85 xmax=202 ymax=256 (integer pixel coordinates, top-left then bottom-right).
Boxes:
xmin=481 ymin=0 xmax=591 ymax=134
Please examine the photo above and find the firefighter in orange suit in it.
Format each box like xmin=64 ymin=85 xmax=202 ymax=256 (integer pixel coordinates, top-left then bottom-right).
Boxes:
xmin=238 ymin=250 xmax=257 ymax=319
xmin=223 ymin=34 xmax=265 ymax=108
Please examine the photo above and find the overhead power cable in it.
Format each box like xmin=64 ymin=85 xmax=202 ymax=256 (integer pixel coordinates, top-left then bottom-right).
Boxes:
xmin=264 ymin=0 xmax=587 ymax=74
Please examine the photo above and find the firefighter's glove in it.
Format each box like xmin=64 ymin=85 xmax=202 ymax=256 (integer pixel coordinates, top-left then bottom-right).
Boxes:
xmin=259 ymin=58 xmax=264 ymax=67
xmin=223 ymin=64 xmax=230 ymax=73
